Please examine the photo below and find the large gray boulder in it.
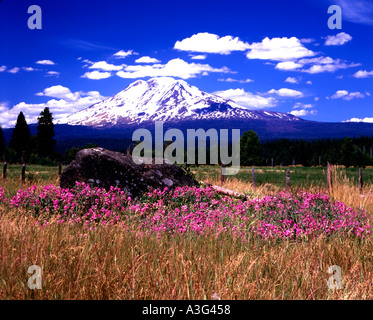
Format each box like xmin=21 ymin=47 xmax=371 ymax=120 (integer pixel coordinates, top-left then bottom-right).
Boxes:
xmin=60 ymin=148 xmax=198 ymax=198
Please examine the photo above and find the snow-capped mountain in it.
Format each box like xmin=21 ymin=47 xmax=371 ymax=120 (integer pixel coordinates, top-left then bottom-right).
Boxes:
xmin=59 ymin=77 xmax=301 ymax=127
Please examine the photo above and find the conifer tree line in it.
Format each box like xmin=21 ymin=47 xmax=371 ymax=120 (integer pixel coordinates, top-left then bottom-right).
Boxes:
xmin=240 ymin=130 xmax=373 ymax=168
xmin=1 ymin=112 xmax=373 ymax=167
xmin=0 ymin=107 xmax=58 ymax=165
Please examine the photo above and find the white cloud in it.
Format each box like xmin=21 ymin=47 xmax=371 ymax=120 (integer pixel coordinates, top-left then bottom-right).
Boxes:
xmin=268 ymin=88 xmax=303 ymax=98
xmin=189 ymin=54 xmax=207 ymax=60
xmin=0 ymin=88 xmax=106 ymax=128
xmin=22 ymin=67 xmax=37 ymax=72
xmin=116 ymin=58 xmax=232 ymax=79
xmin=174 ymin=32 xmax=250 ymax=55
xmin=0 ymin=66 xmax=6 ymax=72
xmin=81 ymin=70 xmax=112 ymax=80
xmin=306 ymin=80 xmax=312 ymax=85
xmin=246 ymin=37 xmax=315 ymax=61
xmin=0 ymin=102 xmax=9 ymax=113
xmin=36 ymin=60 xmax=55 ymax=65
xmin=113 ymin=50 xmax=137 ymax=58
xmin=89 ymin=61 xmax=123 ymax=71
xmin=345 ymin=117 xmax=373 ymax=123
xmin=293 ymin=102 xmax=314 ymax=109
xmin=324 ymin=32 xmax=352 ymax=46
xmin=35 ymin=85 xmax=79 ymax=101
xmin=285 ymin=77 xmax=299 ymax=84
xmin=213 ymin=88 xmax=277 ymax=109
xmin=46 ymin=71 xmax=60 ymax=77
xmin=275 ymin=61 xmax=303 ymax=71
xmin=330 ymin=90 xmax=365 ymax=100
xmin=218 ymin=78 xmax=253 ymax=83
xmin=289 ymin=109 xmax=317 ymax=117
xmin=275 ymin=55 xmax=359 ymax=74
xmin=353 ymin=70 xmax=373 ymax=78
xmin=8 ymin=67 xmax=20 ymax=74
xmin=290 ymin=102 xmax=317 ymax=117
xmin=135 ymin=56 xmax=161 ymax=63
xmin=298 ymin=56 xmax=360 ymax=74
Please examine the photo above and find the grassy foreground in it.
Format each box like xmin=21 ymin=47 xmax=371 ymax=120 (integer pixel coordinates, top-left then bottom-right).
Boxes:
xmin=0 ymin=164 xmax=372 ymax=300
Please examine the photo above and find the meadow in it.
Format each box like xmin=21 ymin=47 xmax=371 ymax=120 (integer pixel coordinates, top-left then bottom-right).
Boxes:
xmin=0 ymin=164 xmax=372 ymax=300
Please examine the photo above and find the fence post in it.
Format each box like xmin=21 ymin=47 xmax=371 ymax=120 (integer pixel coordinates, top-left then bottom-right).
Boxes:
xmin=286 ymin=168 xmax=290 ymax=189
xmin=21 ymin=163 xmax=26 ymax=184
xmin=359 ymin=168 xmax=363 ymax=194
xmin=2 ymin=156 xmax=6 ymax=181
xmin=327 ymin=163 xmax=332 ymax=194
xmin=221 ymin=164 xmax=226 ymax=185
xmin=252 ymin=167 xmax=256 ymax=191
xmin=271 ymin=158 xmax=274 ymax=167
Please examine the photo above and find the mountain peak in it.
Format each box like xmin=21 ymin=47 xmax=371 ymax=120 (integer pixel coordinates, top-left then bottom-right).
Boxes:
xmin=58 ymin=78 xmax=301 ymax=127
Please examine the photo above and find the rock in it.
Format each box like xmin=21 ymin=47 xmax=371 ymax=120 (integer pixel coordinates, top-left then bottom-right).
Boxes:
xmin=60 ymin=147 xmax=198 ymax=198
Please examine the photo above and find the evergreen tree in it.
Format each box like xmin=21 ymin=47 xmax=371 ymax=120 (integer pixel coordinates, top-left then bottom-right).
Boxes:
xmin=240 ymin=130 xmax=262 ymax=166
xmin=0 ymin=126 xmax=5 ymax=158
xmin=36 ymin=107 xmax=56 ymax=158
xmin=9 ymin=112 xmax=31 ymax=160
xmin=340 ymin=137 xmax=355 ymax=167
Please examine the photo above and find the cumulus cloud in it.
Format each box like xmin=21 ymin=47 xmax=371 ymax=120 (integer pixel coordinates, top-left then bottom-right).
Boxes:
xmin=345 ymin=117 xmax=373 ymax=123
xmin=246 ymin=37 xmax=315 ymax=61
xmin=213 ymin=88 xmax=277 ymax=109
xmin=35 ymin=85 xmax=79 ymax=100
xmin=81 ymin=70 xmax=112 ymax=80
xmin=353 ymin=70 xmax=373 ymax=78
xmin=135 ymin=56 xmax=161 ymax=63
xmin=0 ymin=102 xmax=9 ymax=113
xmin=8 ymin=67 xmax=20 ymax=74
xmin=189 ymin=54 xmax=207 ymax=60
xmin=46 ymin=71 xmax=60 ymax=77
xmin=330 ymin=90 xmax=365 ymax=100
xmin=113 ymin=50 xmax=138 ymax=58
xmin=174 ymin=32 xmax=250 ymax=55
xmin=218 ymin=78 xmax=254 ymax=83
xmin=268 ymin=88 xmax=303 ymax=98
xmin=285 ymin=77 xmax=299 ymax=84
xmin=22 ymin=67 xmax=38 ymax=72
xmin=290 ymin=102 xmax=317 ymax=117
xmin=116 ymin=58 xmax=232 ymax=79
xmin=273 ymin=52 xmax=358 ymax=74
xmin=0 ymin=65 xmax=6 ymax=72
xmin=36 ymin=60 xmax=55 ymax=65
xmin=289 ymin=109 xmax=317 ymax=117
xmin=275 ymin=61 xmax=303 ymax=71
xmin=324 ymin=32 xmax=352 ymax=46
xmin=293 ymin=102 xmax=314 ymax=109
xmin=0 ymin=87 xmax=106 ymax=128
xmin=89 ymin=61 xmax=123 ymax=71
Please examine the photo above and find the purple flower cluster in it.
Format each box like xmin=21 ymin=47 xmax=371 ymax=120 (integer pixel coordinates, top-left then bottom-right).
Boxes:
xmin=3 ymin=183 xmax=371 ymax=239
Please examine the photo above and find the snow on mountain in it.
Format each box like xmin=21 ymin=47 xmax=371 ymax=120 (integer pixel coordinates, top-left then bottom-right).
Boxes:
xmin=58 ymin=77 xmax=301 ymax=127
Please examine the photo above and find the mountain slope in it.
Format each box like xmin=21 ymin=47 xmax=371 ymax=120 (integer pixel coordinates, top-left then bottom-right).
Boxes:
xmin=58 ymin=77 xmax=301 ymax=127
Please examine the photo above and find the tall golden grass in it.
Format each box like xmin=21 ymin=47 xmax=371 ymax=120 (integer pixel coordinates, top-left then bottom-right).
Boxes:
xmin=0 ymin=165 xmax=372 ymax=300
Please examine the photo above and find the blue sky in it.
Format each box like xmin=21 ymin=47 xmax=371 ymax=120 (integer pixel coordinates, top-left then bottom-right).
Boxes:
xmin=1 ymin=0 xmax=373 ymax=128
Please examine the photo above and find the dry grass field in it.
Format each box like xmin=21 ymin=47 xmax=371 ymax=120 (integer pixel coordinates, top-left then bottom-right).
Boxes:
xmin=0 ymin=164 xmax=372 ymax=300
